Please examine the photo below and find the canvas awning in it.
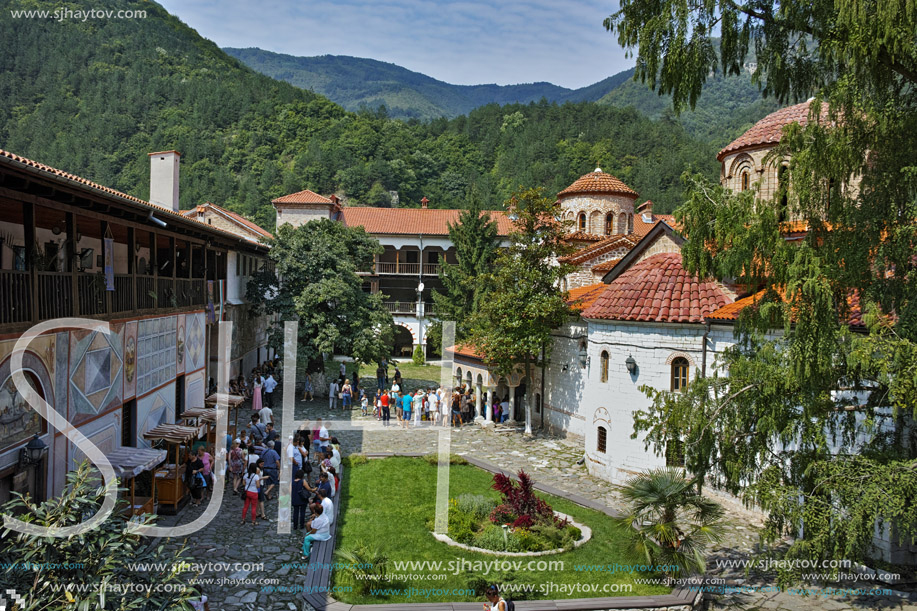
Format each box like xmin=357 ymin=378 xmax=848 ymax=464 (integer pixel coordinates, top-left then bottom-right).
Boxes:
xmin=102 ymin=447 xmax=167 ymax=481
xmin=142 ymin=423 xmax=202 ymax=444
xmin=205 ymin=393 xmax=244 ymax=407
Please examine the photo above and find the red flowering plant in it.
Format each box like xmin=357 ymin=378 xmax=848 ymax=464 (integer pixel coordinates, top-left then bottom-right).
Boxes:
xmin=489 ymin=470 xmax=557 ymax=527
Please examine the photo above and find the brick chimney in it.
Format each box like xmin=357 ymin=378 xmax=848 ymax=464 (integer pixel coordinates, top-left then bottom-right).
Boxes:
xmin=149 ymin=151 xmax=181 ymax=212
xmin=421 ymin=196 xmax=429 ymax=209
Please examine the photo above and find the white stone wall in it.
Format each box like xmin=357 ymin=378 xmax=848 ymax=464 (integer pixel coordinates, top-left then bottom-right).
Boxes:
xmin=542 ymin=322 xmax=589 ymax=439
xmin=275 ymin=205 xmax=333 ymax=228
xmin=558 ymin=320 xmax=738 ymax=484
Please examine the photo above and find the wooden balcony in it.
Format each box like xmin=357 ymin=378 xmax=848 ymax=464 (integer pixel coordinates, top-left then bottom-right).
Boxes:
xmin=0 ymin=271 xmax=209 ymax=330
xmin=364 ymin=262 xmax=441 ymax=276
xmin=384 ymin=301 xmax=436 ymax=316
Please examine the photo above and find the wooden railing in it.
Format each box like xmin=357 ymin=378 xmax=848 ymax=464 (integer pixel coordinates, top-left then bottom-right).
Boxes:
xmin=77 ymin=274 xmax=107 ymax=317
xmin=136 ymin=276 xmax=155 ymax=310
xmin=384 ymin=302 xmax=436 ymax=315
xmin=0 ymin=271 xmax=210 ymax=329
xmin=37 ymin=272 xmax=71 ymax=320
xmin=374 ymin=262 xmax=440 ymax=276
xmin=112 ymin=274 xmax=133 ymax=314
xmin=0 ymin=270 xmax=31 ymax=325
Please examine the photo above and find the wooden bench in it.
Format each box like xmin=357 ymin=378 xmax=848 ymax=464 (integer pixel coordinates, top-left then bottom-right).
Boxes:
xmin=302 ymin=475 xmax=344 ymax=610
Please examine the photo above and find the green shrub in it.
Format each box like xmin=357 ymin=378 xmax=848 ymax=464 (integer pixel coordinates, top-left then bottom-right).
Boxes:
xmin=343 ymin=453 xmax=369 ymax=467
xmin=412 ymin=344 xmax=425 ymax=365
xmin=510 ymin=528 xmax=544 ymax=552
xmin=473 ymin=524 xmax=510 ymax=550
xmin=462 ymin=571 xmax=537 ymax=600
xmin=335 ymin=543 xmax=389 ymax=595
xmin=455 ymin=493 xmax=497 ymax=520
xmin=422 ymin=453 xmax=468 ymax=465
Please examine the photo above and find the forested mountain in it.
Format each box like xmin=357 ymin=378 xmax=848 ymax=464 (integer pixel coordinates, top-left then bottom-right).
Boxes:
xmin=1 ymin=0 xmax=728 ymax=230
xmin=226 ymin=48 xmax=781 ymax=146
xmin=223 ymin=49 xmax=580 ymax=120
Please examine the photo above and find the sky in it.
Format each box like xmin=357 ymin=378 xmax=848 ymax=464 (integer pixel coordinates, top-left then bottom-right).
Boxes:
xmin=157 ymin=0 xmax=633 ymax=90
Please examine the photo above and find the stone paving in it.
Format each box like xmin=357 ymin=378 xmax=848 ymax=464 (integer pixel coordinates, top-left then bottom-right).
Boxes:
xmin=154 ymin=391 xmax=917 ymax=611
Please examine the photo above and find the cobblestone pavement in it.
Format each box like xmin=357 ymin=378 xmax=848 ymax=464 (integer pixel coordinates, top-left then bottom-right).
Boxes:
xmin=155 ymin=392 xmax=917 ymax=611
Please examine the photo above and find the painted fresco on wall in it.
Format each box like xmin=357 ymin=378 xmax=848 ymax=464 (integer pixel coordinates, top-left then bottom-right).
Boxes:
xmin=69 ymin=325 xmax=123 ymax=425
xmin=137 ymin=316 xmax=176 ymax=396
xmin=136 ymin=381 xmax=175 ymax=448
xmin=69 ymin=417 xmax=118 ymax=470
xmin=185 ymin=312 xmax=205 ymax=373
xmin=0 ymin=350 xmax=53 ymax=451
xmin=186 ymin=371 xmax=205 ymax=412
xmin=122 ymin=321 xmax=137 ymax=399
xmin=175 ymin=314 xmax=185 ymax=375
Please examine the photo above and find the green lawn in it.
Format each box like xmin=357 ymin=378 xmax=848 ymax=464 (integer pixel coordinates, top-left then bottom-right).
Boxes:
xmin=353 ymin=361 xmax=445 ymax=391
xmin=332 ymin=457 xmax=671 ymax=604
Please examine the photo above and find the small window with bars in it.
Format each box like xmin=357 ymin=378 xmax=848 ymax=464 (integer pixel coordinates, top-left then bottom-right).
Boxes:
xmin=597 ymin=426 xmax=607 ymax=454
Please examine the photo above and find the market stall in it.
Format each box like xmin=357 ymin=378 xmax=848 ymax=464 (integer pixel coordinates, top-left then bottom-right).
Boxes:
xmin=142 ymin=424 xmax=203 ymax=514
xmin=205 ymin=393 xmax=244 ymax=438
xmin=179 ymin=406 xmax=218 ymax=450
xmin=103 ymin=446 xmax=167 ymax=517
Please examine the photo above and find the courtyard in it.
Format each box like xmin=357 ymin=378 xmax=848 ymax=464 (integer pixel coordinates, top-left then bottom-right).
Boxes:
xmin=152 ymin=379 xmax=917 ymax=611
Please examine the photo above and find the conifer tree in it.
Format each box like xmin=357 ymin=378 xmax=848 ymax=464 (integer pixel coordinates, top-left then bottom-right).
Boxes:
xmin=430 ymin=193 xmax=500 ymax=342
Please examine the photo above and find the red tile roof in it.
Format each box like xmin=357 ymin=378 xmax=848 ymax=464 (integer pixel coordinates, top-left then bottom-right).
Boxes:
xmin=633 ymin=213 xmax=676 ymax=237
xmin=567 ymin=282 xmax=607 ymax=312
xmin=271 ymin=189 xmax=333 ymax=205
xmin=561 ymin=234 xmax=637 ymax=265
xmin=591 ymin=258 xmax=622 ymax=273
xmin=707 ymin=288 xmax=866 ymax=327
xmin=340 ymin=207 xmax=513 ymax=236
xmin=0 ymin=149 xmax=266 ymax=249
xmin=718 ymin=101 xmax=830 ymax=161
xmin=183 ymin=202 xmax=273 ymax=240
xmin=564 ymin=231 xmax=605 ymax=243
xmin=582 ymin=253 xmax=732 ymax=323
xmin=557 ymin=169 xmax=638 ymax=198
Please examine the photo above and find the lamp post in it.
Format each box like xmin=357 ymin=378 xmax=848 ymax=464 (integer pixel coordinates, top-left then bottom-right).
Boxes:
xmin=416 ymin=281 xmax=425 ymax=361
xmin=19 ymin=434 xmax=47 ymax=469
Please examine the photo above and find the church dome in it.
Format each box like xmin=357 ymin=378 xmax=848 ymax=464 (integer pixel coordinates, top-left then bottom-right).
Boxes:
xmin=717 ymin=100 xmax=829 ymax=161
xmin=557 ymin=168 xmax=637 ymax=199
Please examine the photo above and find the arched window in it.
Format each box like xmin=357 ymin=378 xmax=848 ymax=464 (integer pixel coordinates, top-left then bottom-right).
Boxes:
xmin=578 ymin=213 xmax=586 ymax=232
xmin=605 ymin=213 xmax=614 ymax=235
xmin=618 ymin=212 xmax=628 ymax=234
xmin=597 ymin=426 xmax=607 ymax=453
xmin=600 ymin=351 xmax=609 ymax=383
xmin=671 ymin=357 xmax=689 ymax=392
xmin=741 ymin=170 xmax=750 ymax=191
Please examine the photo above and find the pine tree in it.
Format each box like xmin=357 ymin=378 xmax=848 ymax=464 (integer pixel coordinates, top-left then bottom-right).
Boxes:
xmin=431 ymin=193 xmax=500 ymax=342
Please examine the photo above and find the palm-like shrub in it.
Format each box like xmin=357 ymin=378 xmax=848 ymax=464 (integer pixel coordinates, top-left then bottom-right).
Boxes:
xmin=613 ymin=467 xmax=724 ymax=575
xmin=335 ymin=543 xmax=389 ymax=595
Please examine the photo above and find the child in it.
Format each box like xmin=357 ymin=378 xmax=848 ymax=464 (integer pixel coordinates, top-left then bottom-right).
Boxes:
xmin=360 ymin=388 xmax=368 ymax=416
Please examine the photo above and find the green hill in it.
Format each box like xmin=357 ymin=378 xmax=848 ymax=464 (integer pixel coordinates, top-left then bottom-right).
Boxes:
xmin=222 ymin=48 xmax=580 ymax=120
xmin=225 ymin=47 xmax=785 ymax=148
xmin=0 ymin=0 xmax=738 ymax=226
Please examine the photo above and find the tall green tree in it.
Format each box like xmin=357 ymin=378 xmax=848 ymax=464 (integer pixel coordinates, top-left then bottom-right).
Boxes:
xmin=608 ymin=0 xmax=917 ymax=568
xmin=431 ymin=193 xmax=500 ymax=344
xmin=469 ymin=188 xmax=575 ymax=434
xmin=247 ymin=219 xmax=393 ymax=372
